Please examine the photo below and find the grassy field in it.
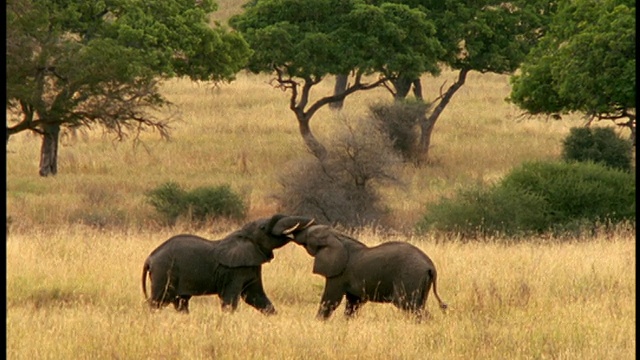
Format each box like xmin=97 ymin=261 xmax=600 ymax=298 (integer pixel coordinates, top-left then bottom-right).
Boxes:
xmin=6 ymin=70 xmax=596 ymax=230
xmin=6 ymin=63 xmax=636 ymax=358
xmin=6 ymin=225 xmax=635 ymax=359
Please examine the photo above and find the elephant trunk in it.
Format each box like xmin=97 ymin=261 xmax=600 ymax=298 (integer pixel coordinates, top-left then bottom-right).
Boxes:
xmin=271 ymin=215 xmax=315 ymax=237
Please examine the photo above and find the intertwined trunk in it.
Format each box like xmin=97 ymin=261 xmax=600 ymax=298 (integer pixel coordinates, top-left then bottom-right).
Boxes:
xmin=38 ymin=123 xmax=60 ymax=177
xmin=291 ymin=73 xmax=387 ymax=161
xmin=391 ymin=76 xmax=423 ymax=101
xmin=415 ymin=114 xmax=437 ymax=165
xmin=416 ymin=68 xmax=468 ymax=164
xmin=296 ymin=114 xmax=328 ymax=161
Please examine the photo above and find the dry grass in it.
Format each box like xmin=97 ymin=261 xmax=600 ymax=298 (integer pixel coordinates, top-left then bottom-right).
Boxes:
xmin=6 ymin=66 xmax=635 ymax=359
xmin=5 ymin=70 xmax=600 ymax=230
xmin=6 ymin=226 xmax=635 ymax=359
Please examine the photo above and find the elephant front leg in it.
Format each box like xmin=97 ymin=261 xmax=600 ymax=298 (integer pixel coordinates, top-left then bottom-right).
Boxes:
xmin=317 ymin=280 xmax=344 ymax=320
xmin=344 ymin=292 xmax=364 ymax=318
xmin=219 ymin=281 xmax=243 ymax=313
xmin=241 ymin=279 xmax=276 ymax=315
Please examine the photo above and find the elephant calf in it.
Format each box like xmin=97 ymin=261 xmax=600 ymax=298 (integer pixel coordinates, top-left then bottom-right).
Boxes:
xmin=293 ymin=224 xmax=448 ymax=320
xmin=142 ymin=214 xmax=314 ymax=315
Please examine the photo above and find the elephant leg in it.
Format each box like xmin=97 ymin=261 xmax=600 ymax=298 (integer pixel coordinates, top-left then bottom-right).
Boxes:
xmin=344 ymin=293 xmax=364 ymax=318
xmin=173 ymin=295 xmax=191 ymax=314
xmin=241 ymin=279 xmax=276 ymax=315
xmin=219 ymin=280 xmax=244 ymax=313
xmin=317 ymin=280 xmax=344 ymax=320
xmin=150 ymin=272 xmax=175 ymax=309
xmin=219 ymin=293 xmax=240 ymax=313
xmin=394 ymin=288 xmax=427 ymax=321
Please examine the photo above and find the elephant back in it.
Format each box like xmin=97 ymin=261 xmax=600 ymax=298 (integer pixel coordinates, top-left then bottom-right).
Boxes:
xmin=357 ymin=241 xmax=434 ymax=273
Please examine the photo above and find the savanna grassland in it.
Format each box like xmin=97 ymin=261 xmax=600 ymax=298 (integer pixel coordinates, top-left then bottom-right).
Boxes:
xmin=6 ymin=69 xmax=636 ymax=359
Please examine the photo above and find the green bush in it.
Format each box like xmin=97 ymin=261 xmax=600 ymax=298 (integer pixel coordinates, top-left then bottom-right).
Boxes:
xmin=416 ymin=185 xmax=550 ymax=238
xmin=145 ymin=182 xmax=188 ymax=225
xmin=145 ymin=182 xmax=246 ymax=226
xmin=562 ymin=126 xmax=633 ymax=172
xmin=416 ymin=161 xmax=636 ymax=239
xmin=184 ymin=185 xmax=247 ymax=223
xmin=501 ymin=161 xmax=636 ymax=225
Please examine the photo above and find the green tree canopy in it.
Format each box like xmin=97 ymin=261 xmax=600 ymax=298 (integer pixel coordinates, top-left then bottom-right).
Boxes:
xmin=329 ymin=0 xmax=553 ymax=163
xmin=6 ymin=0 xmax=252 ymax=176
xmin=508 ymin=0 xmax=635 ymax=143
xmin=229 ymin=0 xmax=444 ymax=159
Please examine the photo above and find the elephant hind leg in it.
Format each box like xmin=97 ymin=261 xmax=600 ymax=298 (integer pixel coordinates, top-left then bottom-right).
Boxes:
xmin=149 ymin=272 xmax=177 ymax=309
xmin=393 ymin=288 xmax=427 ymax=320
xmin=173 ymin=295 xmax=191 ymax=313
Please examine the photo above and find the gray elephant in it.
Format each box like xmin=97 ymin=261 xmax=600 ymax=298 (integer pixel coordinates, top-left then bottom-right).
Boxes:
xmin=293 ymin=224 xmax=448 ymax=320
xmin=142 ymin=214 xmax=314 ymax=315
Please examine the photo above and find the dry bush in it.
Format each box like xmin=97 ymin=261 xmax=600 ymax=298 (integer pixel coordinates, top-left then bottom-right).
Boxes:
xmin=368 ymin=100 xmax=429 ymax=162
xmin=274 ymin=115 xmax=403 ymax=228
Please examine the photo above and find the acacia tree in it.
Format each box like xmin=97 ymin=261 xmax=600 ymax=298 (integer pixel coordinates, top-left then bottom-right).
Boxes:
xmin=229 ymin=0 xmax=443 ymax=160
xmin=508 ymin=0 xmax=636 ymax=145
xmin=6 ymin=0 xmax=251 ymax=176
xmin=332 ymin=0 xmax=553 ymax=164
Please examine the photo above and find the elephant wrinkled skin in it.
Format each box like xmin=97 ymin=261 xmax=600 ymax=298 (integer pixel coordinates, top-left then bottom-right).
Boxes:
xmin=293 ymin=224 xmax=448 ymax=320
xmin=142 ymin=214 xmax=314 ymax=315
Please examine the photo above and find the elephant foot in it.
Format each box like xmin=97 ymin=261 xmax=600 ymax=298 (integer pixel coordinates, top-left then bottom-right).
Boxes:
xmin=260 ymin=305 xmax=277 ymax=315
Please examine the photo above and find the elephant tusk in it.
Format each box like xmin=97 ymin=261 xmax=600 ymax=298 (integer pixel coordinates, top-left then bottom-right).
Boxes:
xmin=282 ymin=223 xmax=300 ymax=235
xmin=303 ymin=219 xmax=315 ymax=228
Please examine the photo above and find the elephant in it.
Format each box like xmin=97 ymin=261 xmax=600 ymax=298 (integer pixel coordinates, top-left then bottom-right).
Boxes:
xmin=142 ymin=214 xmax=315 ymax=315
xmin=292 ymin=224 xmax=448 ymax=320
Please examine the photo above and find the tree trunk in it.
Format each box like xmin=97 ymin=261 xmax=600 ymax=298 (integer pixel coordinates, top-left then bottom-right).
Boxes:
xmin=39 ymin=123 xmax=60 ymax=177
xmin=391 ymin=77 xmax=412 ymax=100
xmin=329 ymin=74 xmax=349 ymax=110
xmin=416 ymin=68 xmax=469 ymax=165
xmin=415 ymin=114 xmax=437 ymax=165
xmin=297 ymin=115 xmax=328 ymax=161
xmin=411 ymin=78 xmax=423 ymax=100
xmin=391 ymin=76 xmax=423 ymax=101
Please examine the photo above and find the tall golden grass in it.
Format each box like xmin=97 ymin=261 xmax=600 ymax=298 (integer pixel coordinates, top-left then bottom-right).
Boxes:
xmin=6 ymin=69 xmax=635 ymax=359
xmin=6 ymin=225 xmax=635 ymax=359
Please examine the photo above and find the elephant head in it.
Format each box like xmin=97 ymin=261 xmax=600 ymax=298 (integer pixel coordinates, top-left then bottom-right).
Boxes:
xmin=214 ymin=214 xmax=315 ymax=267
xmin=293 ymin=224 xmax=351 ymax=278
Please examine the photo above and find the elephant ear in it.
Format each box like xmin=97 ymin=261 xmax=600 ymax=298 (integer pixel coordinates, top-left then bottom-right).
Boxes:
xmin=308 ymin=228 xmax=348 ymax=278
xmin=213 ymin=237 xmax=269 ymax=267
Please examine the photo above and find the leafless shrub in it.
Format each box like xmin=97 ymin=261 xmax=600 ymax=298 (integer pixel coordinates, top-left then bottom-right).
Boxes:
xmin=275 ymin=116 xmax=403 ymax=229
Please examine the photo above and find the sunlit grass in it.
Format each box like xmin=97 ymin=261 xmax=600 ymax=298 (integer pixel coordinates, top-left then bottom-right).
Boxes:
xmin=6 ymin=227 xmax=635 ymax=359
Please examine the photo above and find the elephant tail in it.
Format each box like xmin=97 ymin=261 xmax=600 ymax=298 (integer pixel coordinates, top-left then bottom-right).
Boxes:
xmin=429 ymin=269 xmax=448 ymax=311
xmin=142 ymin=259 xmax=150 ymax=300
